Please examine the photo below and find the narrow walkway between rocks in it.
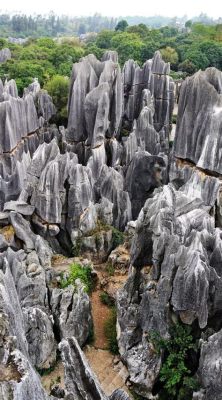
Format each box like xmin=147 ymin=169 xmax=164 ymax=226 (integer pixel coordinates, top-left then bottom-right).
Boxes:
xmin=84 ymin=262 xmax=131 ymax=397
xmin=47 ymin=255 xmax=131 ymax=397
xmin=90 ymin=289 xmax=110 ymax=349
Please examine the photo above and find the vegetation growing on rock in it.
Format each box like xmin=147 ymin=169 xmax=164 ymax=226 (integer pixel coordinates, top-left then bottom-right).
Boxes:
xmin=60 ymin=263 xmax=92 ymax=293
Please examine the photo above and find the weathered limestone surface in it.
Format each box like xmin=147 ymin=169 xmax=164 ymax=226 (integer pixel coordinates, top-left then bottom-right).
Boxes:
xmin=116 ymin=66 xmax=222 ymax=398
xmin=194 ymin=329 xmax=222 ymax=400
xmin=174 ymin=68 xmax=222 ymax=174
xmin=0 ymin=48 xmax=11 ymax=63
xmin=59 ymin=337 xmax=130 ymax=400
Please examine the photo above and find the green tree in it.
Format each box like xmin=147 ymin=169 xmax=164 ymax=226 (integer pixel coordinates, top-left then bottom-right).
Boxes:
xmin=44 ymin=75 xmax=69 ymax=125
xmin=111 ymin=32 xmax=143 ymax=65
xmin=115 ymin=20 xmax=128 ymax=32
xmin=160 ymin=46 xmax=179 ymax=69
xmin=95 ymin=29 xmax=116 ymax=49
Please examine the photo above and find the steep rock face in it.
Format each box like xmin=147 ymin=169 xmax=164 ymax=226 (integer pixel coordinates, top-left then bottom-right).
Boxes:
xmin=0 ymin=251 xmax=54 ymax=400
xmin=116 ymin=66 xmax=222 ymax=398
xmin=125 ymin=150 xmax=167 ymax=219
xmin=195 ymin=329 xmax=222 ymax=400
xmin=123 ymin=51 xmax=174 ymax=135
xmin=67 ymin=54 xmax=122 ymax=145
xmin=59 ymin=337 xmax=130 ymax=400
xmin=174 ymin=68 xmax=222 ymax=175
xmin=51 ymin=281 xmax=93 ymax=346
xmin=0 ymin=79 xmax=57 ymax=212
xmin=60 ymin=337 xmax=108 ymax=400
xmin=117 ymin=182 xmax=222 ymax=397
xmin=0 ymin=48 xmax=11 ymax=63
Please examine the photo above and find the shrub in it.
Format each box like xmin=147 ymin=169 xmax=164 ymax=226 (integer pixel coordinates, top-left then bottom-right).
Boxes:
xmin=172 ymin=114 xmax=177 ymax=124
xmin=60 ymin=263 xmax=92 ymax=293
xmin=150 ymin=323 xmax=199 ymax=400
xmin=37 ymin=364 xmax=56 ymax=376
xmin=72 ymin=238 xmax=82 ymax=257
xmin=100 ymin=291 xmax=114 ymax=307
xmin=104 ymin=307 xmax=119 ymax=355
xmin=112 ymin=227 xmax=124 ymax=249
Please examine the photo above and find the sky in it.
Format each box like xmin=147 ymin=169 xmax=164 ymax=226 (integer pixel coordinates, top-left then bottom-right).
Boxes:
xmin=0 ymin=0 xmax=222 ymax=19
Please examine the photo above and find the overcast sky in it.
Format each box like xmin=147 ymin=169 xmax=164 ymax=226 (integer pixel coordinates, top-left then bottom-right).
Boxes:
xmin=0 ymin=0 xmax=222 ymax=18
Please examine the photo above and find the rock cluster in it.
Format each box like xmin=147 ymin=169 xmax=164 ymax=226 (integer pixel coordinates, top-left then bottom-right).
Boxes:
xmin=5 ymin=52 xmax=222 ymax=400
xmin=116 ymin=67 xmax=222 ymax=399
xmin=0 ymin=48 xmax=11 ymax=63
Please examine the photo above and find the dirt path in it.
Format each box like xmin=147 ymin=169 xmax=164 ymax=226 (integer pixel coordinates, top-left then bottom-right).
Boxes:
xmin=45 ymin=254 xmax=131 ymax=397
xmin=84 ymin=346 xmax=131 ymax=397
xmin=90 ymin=289 xmax=111 ymax=349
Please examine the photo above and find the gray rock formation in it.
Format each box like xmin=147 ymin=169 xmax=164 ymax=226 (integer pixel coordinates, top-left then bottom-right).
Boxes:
xmin=116 ymin=66 xmax=222 ymax=398
xmin=51 ymin=280 xmax=93 ymax=346
xmin=195 ymin=329 xmax=222 ymax=400
xmin=59 ymin=337 xmax=130 ymax=400
xmin=0 ymin=48 xmax=11 ymax=63
xmin=173 ymin=68 xmax=222 ymax=175
xmin=59 ymin=337 xmax=108 ymax=400
xmin=123 ymin=51 xmax=174 ymax=135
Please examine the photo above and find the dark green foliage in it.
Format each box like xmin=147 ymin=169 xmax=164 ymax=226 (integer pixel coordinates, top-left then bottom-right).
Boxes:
xmin=150 ymin=323 xmax=200 ymax=400
xmin=44 ymin=75 xmax=69 ymax=125
xmin=172 ymin=114 xmax=177 ymax=124
xmin=111 ymin=227 xmax=124 ymax=249
xmin=100 ymin=291 xmax=115 ymax=307
xmin=37 ymin=364 xmax=56 ymax=377
xmin=60 ymin=263 xmax=92 ymax=293
xmin=105 ymin=263 xmax=115 ymax=276
xmin=72 ymin=238 xmax=82 ymax=257
xmin=0 ymin=37 xmax=84 ymax=96
xmin=115 ymin=20 xmax=128 ymax=32
xmin=104 ymin=307 xmax=119 ymax=354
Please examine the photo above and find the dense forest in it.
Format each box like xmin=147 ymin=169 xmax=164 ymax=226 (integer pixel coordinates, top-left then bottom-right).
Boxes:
xmin=1 ymin=19 xmax=222 ymax=125
xmin=0 ymin=12 xmax=222 ymax=37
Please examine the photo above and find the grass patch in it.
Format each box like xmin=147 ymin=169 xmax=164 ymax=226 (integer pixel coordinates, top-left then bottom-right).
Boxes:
xmin=84 ymin=220 xmax=125 ymax=250
xmin=85 ymin=219 xmax=111 ymax=237
xmin=105 ymin=262 xmax=115 ymax=276
xmin=104 ymin=307 xmax=119 ymax=355
xmin=60 ymin=262 xmax=92 ymax=293
xmin=100 ymin=291 xmax=115 ymax=307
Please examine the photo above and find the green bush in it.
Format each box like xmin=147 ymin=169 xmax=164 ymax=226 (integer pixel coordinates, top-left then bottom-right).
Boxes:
xmin=44 ymin=74 xmax=69 ymax=125
xmin=172 ymin=114 xmax=177 ymax=124
xmin=72 ymin=238 xmax=82 ymax=257
xmin=37 ymin=364 xmax=56 ymax=377
xmin=60 ymin=263 xmax=92 ymax=293
xmin=105 ymin=262 xmax=115 ymax=276
xmin=112 ymin=227 xmax=124 ymax=249
xmin=150 ymin=323 xmax=200 ymax=400
xmin=104 ymin=307 xmax=119 ymax=355
xmin=100 ymin=291 xmax=114 ymax=307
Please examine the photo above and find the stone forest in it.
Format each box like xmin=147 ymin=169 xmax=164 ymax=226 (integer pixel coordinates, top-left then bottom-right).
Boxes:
xmin=0 ymin=46 xmax=222 ymax=400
